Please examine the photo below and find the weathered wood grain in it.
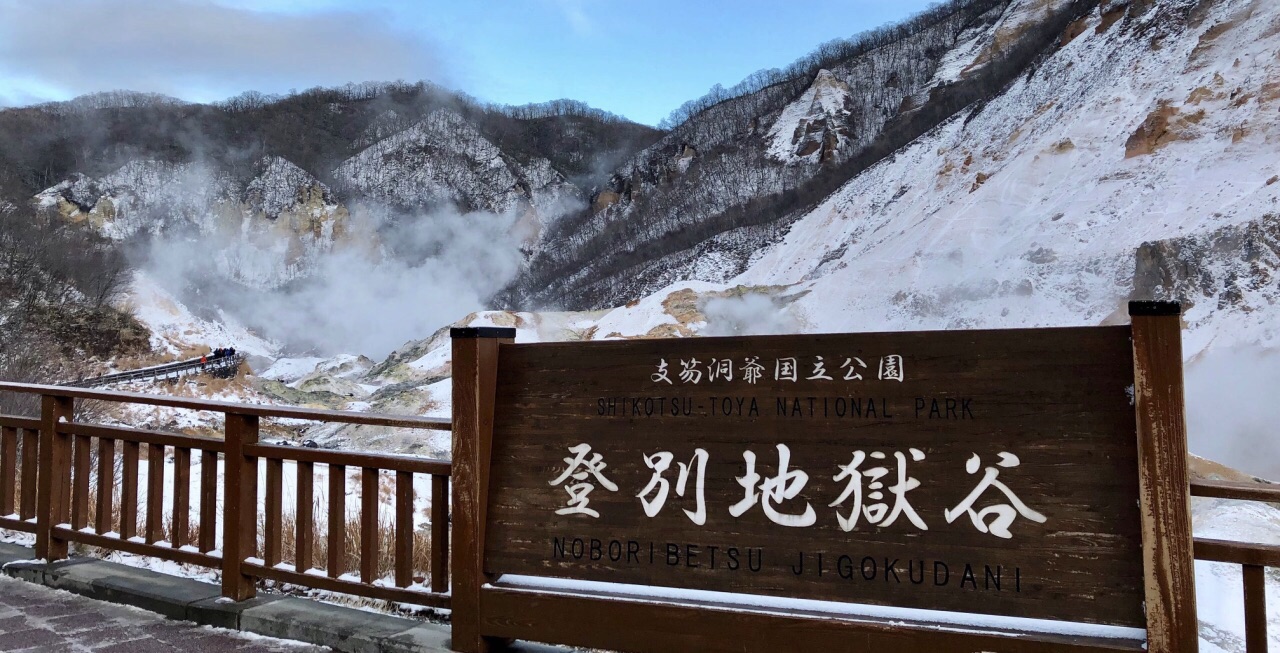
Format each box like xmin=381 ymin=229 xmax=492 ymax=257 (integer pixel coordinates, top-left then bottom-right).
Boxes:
xmin=485 ymin=326 xmax=1147 ymax=628
xmin=296 ymin=461 xmax=314 ymax=573
xmin=1 ymin=426 xmax=18 ymax=516
xmin=222 ymin=413 xmax=258 ymax=601
xmin=96 ymin=439 xmax=115 ymax=534
xmin=453 ymin=327 xmax=513 ymax=653
xmin=36 ymin=395 xmax=73 ymax=560
xmin=479 ymin=586 xmax=1145 ymax=653
xmin=173 ymin=447 xmax=190 ymax=548
xmin=1130 ymin=305 xmax=1198 ymax=653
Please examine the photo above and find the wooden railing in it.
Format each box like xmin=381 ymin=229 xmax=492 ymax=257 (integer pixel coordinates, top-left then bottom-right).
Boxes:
xmin=0 ymin=382 xmax=452 ymax=608
xmin=4 ymin=378 xmax=1280 ymax=647
xmin=1191 ymin=479 xmax=1280 ymax=653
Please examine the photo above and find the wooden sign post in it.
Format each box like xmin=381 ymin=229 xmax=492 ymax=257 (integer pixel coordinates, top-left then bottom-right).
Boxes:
xmin=449 ymin=302 xmax=1197 ymax=653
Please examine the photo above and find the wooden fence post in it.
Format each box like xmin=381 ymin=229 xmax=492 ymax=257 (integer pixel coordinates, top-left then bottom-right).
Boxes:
xmin=35 ymin=394 xmax=73 ymax=560
xmin=222 ymin=412 xmax=259 ymax=601
xmin=450 ymin=327 xmax=514 ymax=653
xmin=1129 ymin=301 xmax=1198 ymax=653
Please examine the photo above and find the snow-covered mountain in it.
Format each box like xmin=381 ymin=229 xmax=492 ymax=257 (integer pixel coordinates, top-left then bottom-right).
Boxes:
xmin=506 ymin=0 xmax=1034 ymax=308
xmin=11 ymin=88 xmax=659 ymax=292
xmin=64 ymin=1 xmax=1280 ymax=642
xmin=217 ymin=0 xmax=1280 ymax=481
xmin=333 ymin=109 xmax=578 ymax=226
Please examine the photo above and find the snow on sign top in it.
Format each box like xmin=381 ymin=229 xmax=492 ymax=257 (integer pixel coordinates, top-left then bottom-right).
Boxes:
xmin=484 ymin=326 xmax=1146 ymax=629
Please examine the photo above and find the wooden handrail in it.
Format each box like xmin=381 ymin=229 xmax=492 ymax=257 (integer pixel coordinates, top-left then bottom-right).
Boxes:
xmin=1190 ymin=479 xmax=1280 ymax=503
xmin=243 ymin=442 xmax=450 ymax=475
xmin=0 ymin=415 xmax=41 ymax=430
xmin=1194 ymin=538 xmax=1280 ymax=567
xmin=1190 ymin=478 xmax=1278 ymax=653
xmin=59 ymin=421 xmax=226 ymax=452
xmin=0 ymin=382 xmax=450 ymax=430
xmin=0 ymin=385 xmax=454 ymax=612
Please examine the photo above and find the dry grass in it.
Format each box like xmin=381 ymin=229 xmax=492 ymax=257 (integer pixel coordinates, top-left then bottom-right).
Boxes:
xmin=276 ymin=509 xmax=435 ymax=583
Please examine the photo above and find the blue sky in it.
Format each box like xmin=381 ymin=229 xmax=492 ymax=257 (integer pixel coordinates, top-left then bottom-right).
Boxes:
xmin=0 ymin=0 xmax=936 ymax=126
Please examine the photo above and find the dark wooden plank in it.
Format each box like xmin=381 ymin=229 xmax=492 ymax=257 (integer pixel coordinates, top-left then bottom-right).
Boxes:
xmin=484 ymin=327 xmax=1145 ymax=628
xmin=36 ymin=395 xmax=73 ymax=560
xmin=479 ymin=586 xmax=1145 ymax=653
xmin=146 ymin=443 xmax=165 ymax=544
xmin=19 ymin=428 xmax=37 ymax=520
xmin=96 ymin=438 xmax=115 ymax=534
xmin=1242 ymin=564 xmax=1267 ymax=653
xmin=0 ymin=416 xmax=41 ymax=430
xmin=71 ymin=434 xmax=91 ymax=530
xmin=431 ymin=474 xmax=449 ymax=594
xmin=120 ymin=441 xmax=139 ymax=540
xmin=200 ymin=450 xmax=217 ymax=553
xmin=53 ymin=526 xmax=219 ymax=569
xmin=0 ymin=516 xmax=36 ymax=533
xmin=1130 ymin=304 xmax=1198 ymax=653
xmin=221 ymin=413 xmax=259 ymax=601
xmin=241 ymin=561 xmax=450 ymax=609
xmin=0 ymin=426 xmax=16 ymax=516
xmin=1195 ymin=538 xmax=1280 ymax=567
xmin=243 ymin=443 xmax=448 ymax=476
xmin=361 ymin=467 xmax=378 ymax=584
xmin=1190 ymin=479 xmax=1280 ymax=503
xmin=265 ymin=457 xmax=283 ymax=566
xmin=452 ymin=328 xmax=511 ymax=653
xmin=296 ymin=461 xmax=314 ymax=573
xmin=396 ymin=471 xmax=413 ymax=587
xmin=60 ymin=422 xmax=224 ymax=452
xmin=329 ymin=463 xmax=345 ymax=578
xmin=172 ymin=447 xmax=190 ymax=548
xmin=0 ymin=382 xmax=449 ymax=430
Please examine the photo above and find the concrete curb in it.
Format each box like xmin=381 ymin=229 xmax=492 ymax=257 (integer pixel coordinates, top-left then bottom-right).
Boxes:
xmin=0 ymin=542 xmax=457 ymax=652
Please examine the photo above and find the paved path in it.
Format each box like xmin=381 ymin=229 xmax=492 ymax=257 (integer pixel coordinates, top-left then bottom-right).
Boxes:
xmin=0 ymin=575 xmax=330 ymax=652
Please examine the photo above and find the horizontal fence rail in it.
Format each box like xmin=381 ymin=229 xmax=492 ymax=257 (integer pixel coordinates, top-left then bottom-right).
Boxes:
xmin=1191 ymin=479 xmax=1280 ymax=653
xmin=0 ymin=382 xmax=452 ymax=610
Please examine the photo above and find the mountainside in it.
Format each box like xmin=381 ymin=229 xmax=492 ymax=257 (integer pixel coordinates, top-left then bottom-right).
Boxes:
xmin=489 ymin=0 xmax=1280 ymax=477
xmin=217 ymin=0 xmax=1280 ymax=480
xmin=0 ymin=85 xmax=661 ymax=291
xmin=24 ymin=0 xmax=1280 ymax=644
xmin=503 ymin=0 xmax=1094 ymax=309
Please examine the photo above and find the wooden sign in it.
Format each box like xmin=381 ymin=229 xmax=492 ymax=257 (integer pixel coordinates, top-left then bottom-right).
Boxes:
xmin=450 ymin=304 xmax=1197 ymax=653
xmin=484 ymin=326 xmax=1143 ymax=626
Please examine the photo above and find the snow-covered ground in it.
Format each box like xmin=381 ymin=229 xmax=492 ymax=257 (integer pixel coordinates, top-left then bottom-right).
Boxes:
xmin=125 ymin=272 xmax=278 ymax=359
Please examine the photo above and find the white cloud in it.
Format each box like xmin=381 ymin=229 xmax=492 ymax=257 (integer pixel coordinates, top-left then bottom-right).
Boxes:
xmin=0 ymin=0 xmax=445 ymax=104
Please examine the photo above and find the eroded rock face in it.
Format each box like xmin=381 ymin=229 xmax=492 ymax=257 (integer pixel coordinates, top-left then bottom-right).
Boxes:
xmin=36 ymin=161 xmax=238 ymax=238
xmin=1133 ymin=213 xmax=1280 ymax=311
xmin=1124 ymin=102 xmax=1206 ymax=158
xmin=35 ymin=157 xmax=352 ymax=289
xmin=768 ymin=69 xmax=856 ymax=164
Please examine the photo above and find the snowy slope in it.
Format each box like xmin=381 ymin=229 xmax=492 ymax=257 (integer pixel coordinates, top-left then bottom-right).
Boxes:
xmin=766 ymin=69 xmax=855 ymax=164
xmin=124 ymin=272 xmax=278 ymax=359
xmin=567 ymin=0 xmax=1280 ymax=479
xmin=738 ymin=0 xmax=1280 ymax=341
